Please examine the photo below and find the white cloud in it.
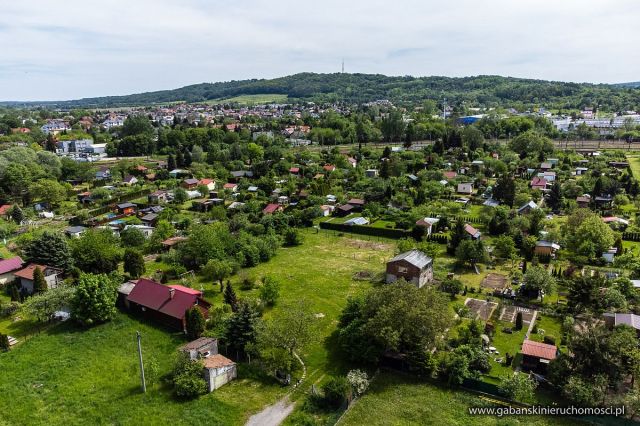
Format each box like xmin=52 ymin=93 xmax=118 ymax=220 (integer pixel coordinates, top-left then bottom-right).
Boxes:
xmin=1 ymin=0 xmax=638 ymax=100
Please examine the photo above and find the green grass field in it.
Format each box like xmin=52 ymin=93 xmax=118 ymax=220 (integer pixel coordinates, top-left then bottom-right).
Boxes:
xmin=626 ymin=155 xmax=640 ymax=179
xmin=207 ymin=94 xmax=289 ymax=105
xmin=0 ymin=313 xmax=286 ymax=426
xmin=0 ymin=230 xmax=394 ymax=425
xmin=340 ymin=372 xmax=577 ymax=426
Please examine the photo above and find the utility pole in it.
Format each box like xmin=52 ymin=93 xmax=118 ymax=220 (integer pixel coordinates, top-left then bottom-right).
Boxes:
xmin=136 ymin=331 xmax=146 ymax=393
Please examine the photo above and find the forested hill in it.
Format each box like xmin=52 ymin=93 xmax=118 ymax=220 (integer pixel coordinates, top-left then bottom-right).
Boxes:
xmin=8 ymin=73 xmax=640 ymax=110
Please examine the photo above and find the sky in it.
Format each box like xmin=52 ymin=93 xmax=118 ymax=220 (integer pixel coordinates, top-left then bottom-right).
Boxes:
xmin=1 ymin=0 xmax=639 ymax=101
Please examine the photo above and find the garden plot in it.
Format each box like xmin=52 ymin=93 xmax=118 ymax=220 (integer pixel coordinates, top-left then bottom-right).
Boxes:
xmin=464 ymin=298 xmax=498 ymax=321
xmin=480 ymin=273 xmax=510 ymax=291
xmin=499 ymin=305 xmax=537 ymax=326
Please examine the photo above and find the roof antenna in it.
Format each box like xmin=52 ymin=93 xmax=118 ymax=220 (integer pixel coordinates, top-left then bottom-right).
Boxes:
xmin=341 ymin=58 xmax=344 ymax=74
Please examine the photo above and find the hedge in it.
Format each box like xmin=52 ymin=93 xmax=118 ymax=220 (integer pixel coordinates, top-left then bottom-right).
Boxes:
xmin=319 ymin=221 xmax=410 ymax=239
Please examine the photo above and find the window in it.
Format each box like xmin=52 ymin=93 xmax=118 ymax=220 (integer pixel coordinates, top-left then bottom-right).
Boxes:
xmin=398 ymin=266 xmax=408 ymax=273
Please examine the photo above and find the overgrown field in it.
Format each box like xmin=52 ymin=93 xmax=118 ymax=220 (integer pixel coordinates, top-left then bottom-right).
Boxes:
xmin=0 ymin=230 xmax=394 ymax=425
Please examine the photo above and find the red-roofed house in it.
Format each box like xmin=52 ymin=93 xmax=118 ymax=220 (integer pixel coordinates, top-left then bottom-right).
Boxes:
xmin=15 ymin=264 xmax=62 ymax=294
xmin=168 ymin=284 xmax=202 ymax=296
xmin=199 ymin=178 xmax=216 ymax=191
xmin=0 ymin=204 xmax=12 ymax=218
xmin=323 ymin=165 xmax=336 ymax=172
xmin=262 ymin=203 xmax=283 ymax=215
xmin=0 ymin=256 xmax=24 ymax=285
xmin=289 ymin=167 xmax=300 ymax=175
xmin=464 ymin=224 xmax=481 ymax=240
xmin=126 ymin=278 xmax=211 ymax=332
xmin=443 ymin=171 xmax=457 ymax=180
xmin=531 ymin=176 xmax=548 ymax=191
xmin=521 ymin=339 xmax=558 ymax=373
xmin=223 ymin=183 xmax=238 ymax=193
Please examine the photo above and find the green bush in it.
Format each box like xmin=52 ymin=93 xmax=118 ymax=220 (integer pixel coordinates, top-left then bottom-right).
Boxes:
xmin=322 ymin=376 xmax=350 ymax=408
xmin=543 ymin=335 xmax=556 ymax=345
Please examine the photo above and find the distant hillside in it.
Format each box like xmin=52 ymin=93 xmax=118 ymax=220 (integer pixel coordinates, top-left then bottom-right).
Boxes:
xmin=5 ymin=73 xmax=640 ymax=110
xmin=614 ymin=81 xmax=640 ymax=88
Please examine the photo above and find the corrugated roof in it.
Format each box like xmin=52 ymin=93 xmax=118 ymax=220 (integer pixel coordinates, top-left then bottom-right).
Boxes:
xmin=0 ymin=256 xmax=24 ymax=275
xmin=388 ymin=250 xmax=432 ymax=269
xmin=521 ymin=339 xmax=557 ymax=360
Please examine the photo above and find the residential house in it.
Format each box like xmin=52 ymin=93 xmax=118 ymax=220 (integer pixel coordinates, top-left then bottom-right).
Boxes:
xmin=319 ymin=205 xmax=334 ymax=217
xmin=262 ymin=204 xmax=283 ymax=215
xmin=125 ymin=224 xmax=154 ymax=238
xmin=603 ymin=312 xmax=640 ymax=336
xmin=602 ymin=248 xmax=617 ymax=263
xmin=181 ymin=337 xmax=219 ymax=360
xmin=520 ymin=339 xmax=558 ymax=373
xmin=65 ymin=226 xmax=87 ymax=238
xmin=602 ymin=216 xmax=629 ymax=230
xmin=365 ymin=169 xmax=379 ymax=178
xmin=576 ymin=195 xmax=591 ymax=208
xmin=457 ymin=183 xmax=474 ymax=195
xmin=575 ymin=167 xmax=589 ymax=176
xmin=15 ymin=264 xmax=62 ymax=294
xmin=95 ymin=167 xmax=111 ymax=180
xmin=161 ymin=236 xmax=188 ymax=251
xmin=415 ymin=217 xmax=439 ymax=236
xmin=347 ymin=157 xmax=357 ymax=168
xmin=385 ymin=250 xmax=434 ymax=288
xmin=539 ymin=162 xmax=553 ymax=171
xmin=323 ymin=165 xmax=336 ymax=173
xmin=0 ymin=256 xmax=24 ymax=286
xmin=223 ymin=183 xmax=238 ymax=193
xmin=443 ymin=171 xmax=457 ymax=180
xmin=140 ymin=213 xmax=159 ymax=226
xmin=182 ymin=178 xmax=200 ymax=190
xmin=199 ymin=179 xmax=216 ymax=191
xmin=464 ymin=224 xmax=481 ymax=240
xmin=117 ymin=202 xmax=137 ymax=216
xmin=483 ymin=199 xmax=500 ymax=208
xmin=530 ymin=177 xmax=548 ymax=191
xmin=201 ymin=354 xmax=237 ymax=392
xmin=289 ymin=167 xmax=300 ymax=176
xmin=125 ymin=278 xmax=211 ymax=332
xmin=534 ymin=241 xmax=560 ymax=257
xmin=518 ymin=201 xmax=538 ymax=215
xmin=595 ymin=195 xmax=614 ymax=207
xmin=121 ymin=175 xmax=138 ymax=186
xmin=538 ymin=171 xmax=556 ymax=182
xmin=148 ymin=190 xmax=169 ymax=204
xmin=347 ymin=199 xmax=366 ymax=211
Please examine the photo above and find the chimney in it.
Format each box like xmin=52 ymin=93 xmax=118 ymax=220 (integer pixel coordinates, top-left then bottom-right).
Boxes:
xmin=169 ymin=288 xmax=175 ymax=299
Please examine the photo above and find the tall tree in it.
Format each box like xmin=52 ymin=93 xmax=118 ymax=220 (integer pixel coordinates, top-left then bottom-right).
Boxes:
xmin=32 ymin=266 xmax=47 ymax=294
xmin=71 ymin=273 xmax=119 ymax=326
xmin=123 ymin=249 xmax=145 ymax=279
xmin=224 ymin=282 xmax=239 ymax=312
xmin=547 ymin=181 xmax=563 ymax=212
xmin=492 ymin=174 xmax=516 ymax=207
xmin=185 ymin=306 xmax=206 ymax=340
xmin=25 ymin=231 xmax=73 ymax=270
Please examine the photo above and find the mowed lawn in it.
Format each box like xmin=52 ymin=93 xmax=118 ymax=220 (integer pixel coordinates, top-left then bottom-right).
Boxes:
xmin=340 ymin=372 xmax=579 ymax=426
xmin=626 ymin=155 xmax=640 ymax=179
xmin=0 ymin=313 xmax=285 ymax=426
xmin=0 ymin=230 xmax=394 ymax=425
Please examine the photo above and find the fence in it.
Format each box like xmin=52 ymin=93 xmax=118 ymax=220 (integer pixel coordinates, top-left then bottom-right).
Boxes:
xmin=622 ymin=231 xmax=640 ymax=241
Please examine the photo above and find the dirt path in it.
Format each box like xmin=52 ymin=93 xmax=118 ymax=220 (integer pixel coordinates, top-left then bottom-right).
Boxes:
xmin=245 ymin=352 xmax=305 ymax=426
xmin=245 ymin=397 xmax=295 ymax=426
